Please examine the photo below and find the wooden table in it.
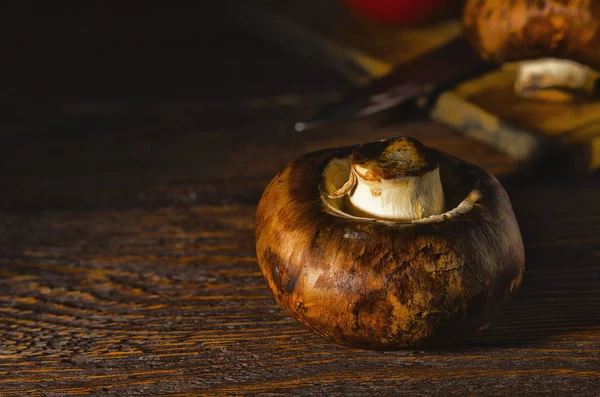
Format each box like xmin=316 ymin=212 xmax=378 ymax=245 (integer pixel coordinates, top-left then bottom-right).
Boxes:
xmin=1 ymin=4 xmax=599 ymax=396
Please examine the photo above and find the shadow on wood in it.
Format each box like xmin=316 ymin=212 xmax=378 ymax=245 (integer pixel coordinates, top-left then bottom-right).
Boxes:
xmin=464 ymin=168 xmax=600 ymax=348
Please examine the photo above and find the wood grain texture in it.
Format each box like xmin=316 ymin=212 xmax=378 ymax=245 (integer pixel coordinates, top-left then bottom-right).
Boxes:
xmin=0 ymin=3 xmax=599 ymax=396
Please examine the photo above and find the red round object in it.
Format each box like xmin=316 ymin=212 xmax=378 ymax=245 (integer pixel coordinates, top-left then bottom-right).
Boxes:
xmin=342 ymin=0 xmax=454 ymax=25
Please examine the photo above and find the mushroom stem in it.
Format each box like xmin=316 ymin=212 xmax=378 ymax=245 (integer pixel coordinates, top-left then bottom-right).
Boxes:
xmin=347 ymin=167 xmax=444 ymax=221
xmin=344 ymin=137 xmax=445 ymax=221
xmin=515 ymin=58 xmax=595 ymax=101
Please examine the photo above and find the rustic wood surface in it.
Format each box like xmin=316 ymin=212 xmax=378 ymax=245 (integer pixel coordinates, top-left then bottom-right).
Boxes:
xmin=0 ymin=3 xmax=599 ymax=396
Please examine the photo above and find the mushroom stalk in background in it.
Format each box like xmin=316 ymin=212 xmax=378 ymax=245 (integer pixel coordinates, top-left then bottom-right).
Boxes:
xmin=515 ymin=58 xmax=596 ymax=101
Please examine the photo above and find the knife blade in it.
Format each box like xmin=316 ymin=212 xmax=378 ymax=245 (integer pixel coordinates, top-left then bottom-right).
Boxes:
xmin=295 ymin=35 xmax=496 ymax=132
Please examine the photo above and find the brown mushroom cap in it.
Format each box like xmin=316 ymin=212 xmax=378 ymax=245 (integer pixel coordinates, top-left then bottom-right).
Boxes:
xmin=255 ymin=139 xmax=525 ymax=350
xmin=462 ymin=0 xmax=600 ymax=70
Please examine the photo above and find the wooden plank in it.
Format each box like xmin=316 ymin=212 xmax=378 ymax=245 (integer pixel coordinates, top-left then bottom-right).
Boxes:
xmin=1 ymin=176 xmax=600 ymax=395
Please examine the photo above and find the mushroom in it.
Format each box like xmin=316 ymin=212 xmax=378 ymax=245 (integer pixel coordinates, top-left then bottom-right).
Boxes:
xmin=462 ymin=0 xmax=600 ymax=101
xmin=255 ymin=137 xmax=525 ymax=350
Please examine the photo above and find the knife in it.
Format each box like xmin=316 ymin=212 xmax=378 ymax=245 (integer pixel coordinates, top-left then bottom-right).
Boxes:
xmin=295 ymin=35 xmax=496 ymax=132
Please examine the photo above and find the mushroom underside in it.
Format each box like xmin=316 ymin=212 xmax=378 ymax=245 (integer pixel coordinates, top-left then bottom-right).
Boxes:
xmin=320 ymin=153 xmax=475 ymax=223
xmin=461 ymin=0 xmax=600 ymax=101
xmin=513 ymin=58 xmax=598 ymax=101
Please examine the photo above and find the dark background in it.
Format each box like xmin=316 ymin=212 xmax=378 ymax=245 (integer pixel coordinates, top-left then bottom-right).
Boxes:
xmin=1 ymin=1 xmax=351 ymax=211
